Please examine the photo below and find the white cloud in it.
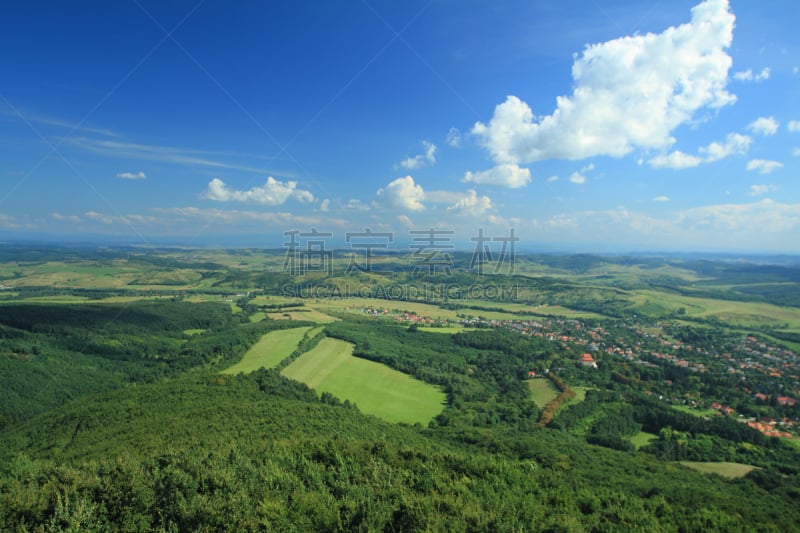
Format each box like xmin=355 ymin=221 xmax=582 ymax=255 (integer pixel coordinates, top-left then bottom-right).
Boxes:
xmin=746 ymin=159 xmax=783 ymax=174
xmin=319 ymin=199 xmax=330 ymax=212
xmin=733 ymin=67 xmax=770 ymax=82
xmin=699 ymin=132 xmax=751 ymax=162
xmin=396 ymin=215 xmax=414 ymax=228
xmin=463 ymin=163 xmax=531 ymax=188
xmin=648 ymin=150 xmax=703 ymax=169
xmin=749 ymin=184 xmax=777 ymax=196
xmin=649 ymin=132 xmax=750 ymax=169
xmin=116 ymin=171 xmax=146 ymax=180
xmin=569 ymin=172 xmax=586 ymax=185
xmin=0 ymin=213 xmax=21 ymax=229
xmin=446 ymin=190 xmax=493 ymax=216
xmin=51 ymin=212 xmax=81 ymax=222
xmin=446 ymin=127 xmax=462 ymax=148
xmin=547 ymin=175 xmax=559 ymax=182
xmin=787 ymin=120 xmax=800 ymax=132
xmin=376 ymin=176 xmax=426 ymax=211
xmin=793 ymin=148 xmax=800 ymax=157
xmin=84 ymin=211 xmax=114 ymax=224
xmin=652 ymin=196 xmax=670 ymax=202
xmin=472 ymin=0 xmax=735 ymax=165
xmin=203 ymin=177 xmax=314 ymax=205
xmin=748 ymin=116 xmax=779 ymax=136
xmin=397 ymin=141 xmax=436 ymax=170
xmin=345 ymin=199 xmax=371 ymax=211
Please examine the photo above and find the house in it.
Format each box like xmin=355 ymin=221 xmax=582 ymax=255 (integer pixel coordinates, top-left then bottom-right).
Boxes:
xmin=580 ymin=353 xmax=597 ymax=369
xmin=777 ymin=396 xmax=797 ymax=407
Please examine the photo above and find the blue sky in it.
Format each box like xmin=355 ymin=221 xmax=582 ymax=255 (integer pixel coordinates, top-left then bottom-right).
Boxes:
xmin=1 ymin=0 xmax=799 ymax=252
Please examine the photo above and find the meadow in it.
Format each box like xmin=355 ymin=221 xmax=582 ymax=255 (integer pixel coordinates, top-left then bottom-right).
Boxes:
xmin=527 ymin=378 xmax=560 ymax=408
xmin=679 ymin=461 xmax=757 ymax=479
xmin=281 ymin=338 xmax=446 ymax=424
xmin=222 ymin=326 xmax=312 ymax=374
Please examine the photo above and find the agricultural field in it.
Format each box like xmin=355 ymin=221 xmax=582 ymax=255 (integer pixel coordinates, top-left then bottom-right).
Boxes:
xmin=281 ymin=338 xmax=446 ymax=424
xmin=222 ymin=326 xmax=312 ymax=374
xmin=307 ymin=297 xmax=461 ymax=321
xmin=679 ymin=462 xmax=758 ymax=479
xmin=266 ymin=309 xmax=338 ymax=323
xmin=628 ymin=289 xmax=800 ymax=329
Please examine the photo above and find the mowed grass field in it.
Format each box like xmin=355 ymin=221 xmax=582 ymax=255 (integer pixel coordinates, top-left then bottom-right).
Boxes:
xmin=222 ymin=326 xmax=312 ymax=374
xmin=679 ymin=462 xmax=757 ymax=479
xmin=629 ymin=431 xmax=658 ymax=450
xmin=282 ymin=338 xmax=446 ymax=425
xmin=527 ymin=379 xmax=559 ymax=407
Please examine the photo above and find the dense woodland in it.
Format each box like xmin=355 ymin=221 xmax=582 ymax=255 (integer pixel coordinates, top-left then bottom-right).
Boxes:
xmin=1 ymin=248 xmax=800 ymax=530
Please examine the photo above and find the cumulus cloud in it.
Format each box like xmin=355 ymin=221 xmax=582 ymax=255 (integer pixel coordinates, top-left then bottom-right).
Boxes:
xmin=376 ymin=176 xmax=426 ymax=211
xmin=650 ymin=132 xmax=750 ymax=169
xmin=699 ymin=133 xmax=751 ymax=162
xmin=319 ymin=199 xmax=330 ymax=212
xmin=397 ymin=141 xmax=436 ymax=170
xmin=569 ymin=172 xmax=586 ymax=185
xmin=463 ymin=163 xmax=531 ymax=188
xmin=116 ymin=171 xmax=146 ymax=180
xmin=748 ymin=116 xmax=779 ymax=136
xmin=733 ymin=67 xmax=770 ymax=82
xmin=787 ymin=120 xmax=800 ymax=133
xmin=547 ymin=175 xmax=559 ymax=182
xmin=648 ymin=150 xmax=704 ymax=169
xmin=568 ymin=163 xmax=594 ymax=185
xmin=203 ymin=177 xmax=314 ymax=205
xmin=749 ymin=184 xmax=777 ymax=196
xmin=472 ymin=0 xmax=735 ymax=165
xmin=375 ymin=176 xmax=494 ymax=217
xmin=446 ymin=127 xmax=462 ymax=148
xmin=652 ymin=196 xmax=670 ymax=202
xmin=446 ymin=190 xmax=493 ymax=216
xmin=746 ymin=159 xmax=783 ymax=174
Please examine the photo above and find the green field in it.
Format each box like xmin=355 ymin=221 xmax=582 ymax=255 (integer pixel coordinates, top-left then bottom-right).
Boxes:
xmin=282 ymin=338 xmax=446 ymax=424
xmin=671 ymin=405 xmax=718 ymax=418
xmin=679 ymin=462 xmax=757 ymax=479
xmin=308 ymin=297 xmax=461 ymax=321
xmin=222 ymin=326 xmax=312 ymax=374
xmin=630 ymin=289 xmax=800 ymax=329
xmin=528 ymin=379 xmax=560 ymax=407
xmin=456 ymin=300 xmax=607 ymax=319
xmin=267 ymin=309 xmax=339 ymax=323
xmin=629 ymin=431 xmax=658 ymax=450
xmin=418 ymin=326 xmax=479 ymax=334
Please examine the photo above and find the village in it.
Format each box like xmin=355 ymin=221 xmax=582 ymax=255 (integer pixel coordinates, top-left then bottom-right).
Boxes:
xmin=349 ymin=303 xmax=800 ymax=439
